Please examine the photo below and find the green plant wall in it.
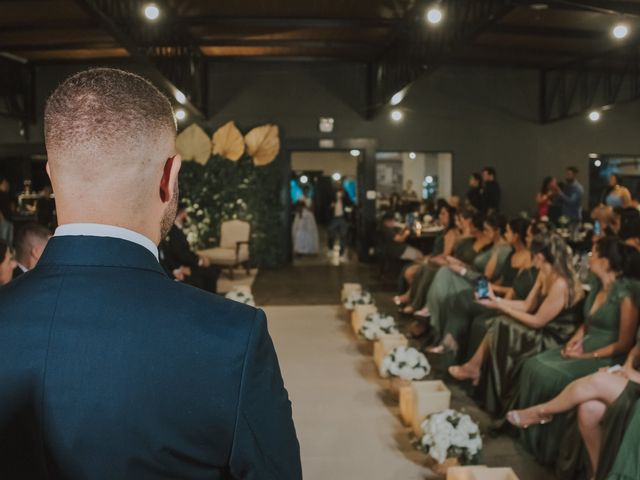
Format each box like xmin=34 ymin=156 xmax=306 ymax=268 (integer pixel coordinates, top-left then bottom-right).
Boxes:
xmin=179 ymin=152 xmax=287 ymax=268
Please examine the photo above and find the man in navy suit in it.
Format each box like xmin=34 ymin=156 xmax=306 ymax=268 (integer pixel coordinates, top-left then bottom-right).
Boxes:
xmin=0 ymin=68 xmax=301 ymax=479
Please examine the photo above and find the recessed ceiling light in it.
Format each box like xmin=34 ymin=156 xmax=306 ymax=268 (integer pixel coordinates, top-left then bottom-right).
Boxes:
xmin=612 ymin=23 xmax=629 ymax=39
xmin=390 ymin=109 xmax=403 ymax=122
xmin=426 ymin=7 xmax=443 ymax=25
xmin=175 ymin=109 xmax=186 ymax=121
xmin=144 ymin=3 xmax=160 ymax=20
xmin=300 ymin=175 xmax=309 ymax=184
xmin=350 ymin=149 xmax=361 ymax=157
xmin=594 ymin=159 xmax=602 ymax=167
xmin=588 ymin=110 xmax=601 ymax=122
xmin=332 ymin=172 xmax=342 ymax=181
xmin=409 ymin=152 xmax=417 ymax=160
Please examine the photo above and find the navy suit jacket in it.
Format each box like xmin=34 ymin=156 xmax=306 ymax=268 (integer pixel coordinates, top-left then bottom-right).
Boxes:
xmin=0 ymin=236 xmax=301 ymax=479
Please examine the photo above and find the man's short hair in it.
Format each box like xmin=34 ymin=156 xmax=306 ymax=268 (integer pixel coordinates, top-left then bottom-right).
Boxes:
xmin=567 ymin=166 xmax=579 ymax=175
xmin=44 ymin=68 xmax=175 ymax=186
xmin=14 ymin=223 xmax=50 ymax=261
xmin=482 ymin=167 xmax=496 ymax=178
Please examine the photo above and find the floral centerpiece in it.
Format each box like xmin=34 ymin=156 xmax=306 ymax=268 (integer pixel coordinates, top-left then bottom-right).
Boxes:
xmin=225 ymin=288 xmax=256 ymax=307
xmin=379 ymin=346 xmax=430 ymax=380
xmin=358 ymin=313 xmax=399 ymax=341
xmin=343 ymin=290 xmax=374 ymax=310
xmin=417 ymin=409 xmax=482 ymax=469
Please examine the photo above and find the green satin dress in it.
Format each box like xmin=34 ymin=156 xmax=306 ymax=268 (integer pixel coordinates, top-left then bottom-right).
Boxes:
xmin=477 ymin=291 xmax=583 ymax=418
xmin=398 ymin=233 xmax=447 ymax=293
xmin=600 ymin=381 xmax=640 ymax=480
xmin=425 ymin=243 xmax=513 ymax=361
xmin=465 ymin=266 xmax=539 ymax=361
xmin=519 ymin=277 xmax=633 ymax=466
xmin=408 ymin=237 xmax=481 ymax=311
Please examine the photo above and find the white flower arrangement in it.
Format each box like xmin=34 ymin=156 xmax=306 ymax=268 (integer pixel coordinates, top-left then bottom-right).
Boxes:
xmin=358 ymin=313 xmax=399 ymax=341
xmin=225 ymin=289 xmax=256 ymax=307
xmin=379 ymin=346 xmax=430 ymax=380
xmin=343 ymin=290 xmax=374 ymax=310
xmin=417 ymin=409 xmax=482 ymax=465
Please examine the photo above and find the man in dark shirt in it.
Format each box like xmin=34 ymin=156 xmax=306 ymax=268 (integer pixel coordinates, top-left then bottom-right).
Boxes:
xmin=163 ymin=202 xmax=220 ymax=292
xmin=481 ymin=167 xmax=501 ymax=213
xmin=466 ymin=172 xmax=484 ymax=212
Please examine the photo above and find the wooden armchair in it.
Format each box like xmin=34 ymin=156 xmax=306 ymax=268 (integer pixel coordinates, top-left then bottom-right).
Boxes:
xmin=199 ymin=220 xmax=251 ymax=279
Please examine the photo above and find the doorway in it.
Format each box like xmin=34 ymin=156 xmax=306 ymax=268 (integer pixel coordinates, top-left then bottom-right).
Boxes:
xmin=290 ymin=150 xmax=359 ymax=266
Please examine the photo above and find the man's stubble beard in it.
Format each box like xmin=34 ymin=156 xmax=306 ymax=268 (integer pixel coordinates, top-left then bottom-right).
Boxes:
xmin=160 ymin=182 xmax=179 ymax=239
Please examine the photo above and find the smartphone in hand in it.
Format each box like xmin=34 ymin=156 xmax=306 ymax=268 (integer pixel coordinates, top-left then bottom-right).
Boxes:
xmin=476 ymin=276 xmax=490 ymax=300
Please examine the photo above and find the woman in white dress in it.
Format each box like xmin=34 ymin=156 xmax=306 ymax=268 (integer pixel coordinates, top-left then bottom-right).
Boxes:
xmin=292 ymin=191 xmax=319 ymax=255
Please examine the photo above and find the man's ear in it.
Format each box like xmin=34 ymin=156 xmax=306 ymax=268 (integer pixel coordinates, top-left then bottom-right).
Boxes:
xmin=45 ymin=162 xmax=51 ymax=179
xmin=160 ymin=154 xmax=182 ymax=203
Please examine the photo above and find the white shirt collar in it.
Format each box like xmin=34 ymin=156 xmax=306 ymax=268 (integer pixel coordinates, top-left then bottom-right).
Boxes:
xmin=54 ymin=223 xmax=159 ymax=261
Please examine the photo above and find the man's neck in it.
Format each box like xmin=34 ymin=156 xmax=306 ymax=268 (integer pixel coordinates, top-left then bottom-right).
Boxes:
xmin=57 ymin=214 xmax=161 ymax=245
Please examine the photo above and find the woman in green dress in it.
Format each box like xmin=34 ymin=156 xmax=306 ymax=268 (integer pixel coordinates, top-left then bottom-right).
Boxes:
xmin=513 ymin=237 xmax=640 ymax=466
xmin=465 ymin=219 xmax=546 ymax=360
xmin=505 ymin=263 xmax=640 ymax=480
xmin=405 ymin=209 xmax=492 ymax=337
xmin=393 ymin=203 xmax=459 ymax=305
xmin=421 ymin=214 xmax=517 ymax=360
xmin=448 ymin=233 xmax=584 ymax=418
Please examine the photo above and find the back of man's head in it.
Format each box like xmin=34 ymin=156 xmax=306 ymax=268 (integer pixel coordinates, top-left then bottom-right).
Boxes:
xmin=44 ymin=68 xmax=176 ymax=213
xmin=14 ymin=222 xmax=50 ymax=267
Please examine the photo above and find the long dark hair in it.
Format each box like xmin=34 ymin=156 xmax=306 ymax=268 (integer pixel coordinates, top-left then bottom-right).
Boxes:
xmin=508 ymin=217 xmax=529 ymax=244
xmin=595 ymin=236 xmax=640 ymax=280
xmin=485 ymin=212 xmax=507 ymax=235
xmin=439 ymin=204 xmax=457 ymax=231
xmin=540 ymin=176 xmax=553 ymax=194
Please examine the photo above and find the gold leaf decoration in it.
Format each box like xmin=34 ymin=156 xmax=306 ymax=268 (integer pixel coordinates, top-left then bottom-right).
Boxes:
xmin=175 ymin=124 xmax=211 ymax=165
xmin=244 ymin=124 xmax=280 ymax=166
xmin=211 ymin=121 xmax=245 ymax=161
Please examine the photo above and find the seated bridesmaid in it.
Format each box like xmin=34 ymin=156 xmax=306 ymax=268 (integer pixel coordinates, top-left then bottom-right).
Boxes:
xmin=516 ymin=237 xmax=640 ymax=466
xmin=422 ymin=213 xmax=515 ymax=359
xmin=448 ymin=233 xmax=584 ymax=418
xmin=507 ymin=310 xmax=640 ymax=480
xmin=464 ymin=219 xmax=546 ymax=367
xmin=404 ymin=210 xmax=491 ymax=336
xmin=393 ymin=203 xmax=459 ymax=305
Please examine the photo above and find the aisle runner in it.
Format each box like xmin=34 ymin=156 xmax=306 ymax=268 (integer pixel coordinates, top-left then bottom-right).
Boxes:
xmin=263 ymin=305 xmax=428 ymax=480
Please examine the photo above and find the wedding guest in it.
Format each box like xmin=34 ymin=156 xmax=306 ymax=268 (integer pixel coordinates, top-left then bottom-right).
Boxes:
xmin=536 ymin=176 xmax=557 ymax=219
xmin=292 ymin=189 xmax=319 ymax=255
xmin=481 ymin=167 xmax=501 ymax=213
xmin=12 ymin=222 xmax=51 ymax=279
xmin=449 ymin=233 xmax=583 ymax=418
xmin=425 ymin=216 xmax=528 ymax=359
xmin=507 ymin=283 xmax=640 ymax=480
xmin=402 ymin=179 xmax=419 ymax=201
xmin=165 ymin=202 xmax=220 ymax=293
xmin=554 ymin=166 xmax=584 ymax=223
xmin=618 ymin=207 xmax=640 ymax=249
xmin=327 ymin=181 xmax=353 ymax=262
xmin=0 ymin=68 xmax=301 ymax=478
xmin=590 ymin=205 xmax=617 ymax=240
xmin=515 ymin=237 xmax=640 ymax=466
xmin=381 ymin=213 xmax=423 ymax=262
xmin=466 ymin=173 xmax=484 ymax=212
xmin=0 ymin=238 xmax=16 ymax=286
xmin=404 ymin=209 xmax=490 ymax=334
xmin=393 ymin=203 xmax=459 ymax=306
xmin=602 ymin=174 xmax=632 ymax=208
